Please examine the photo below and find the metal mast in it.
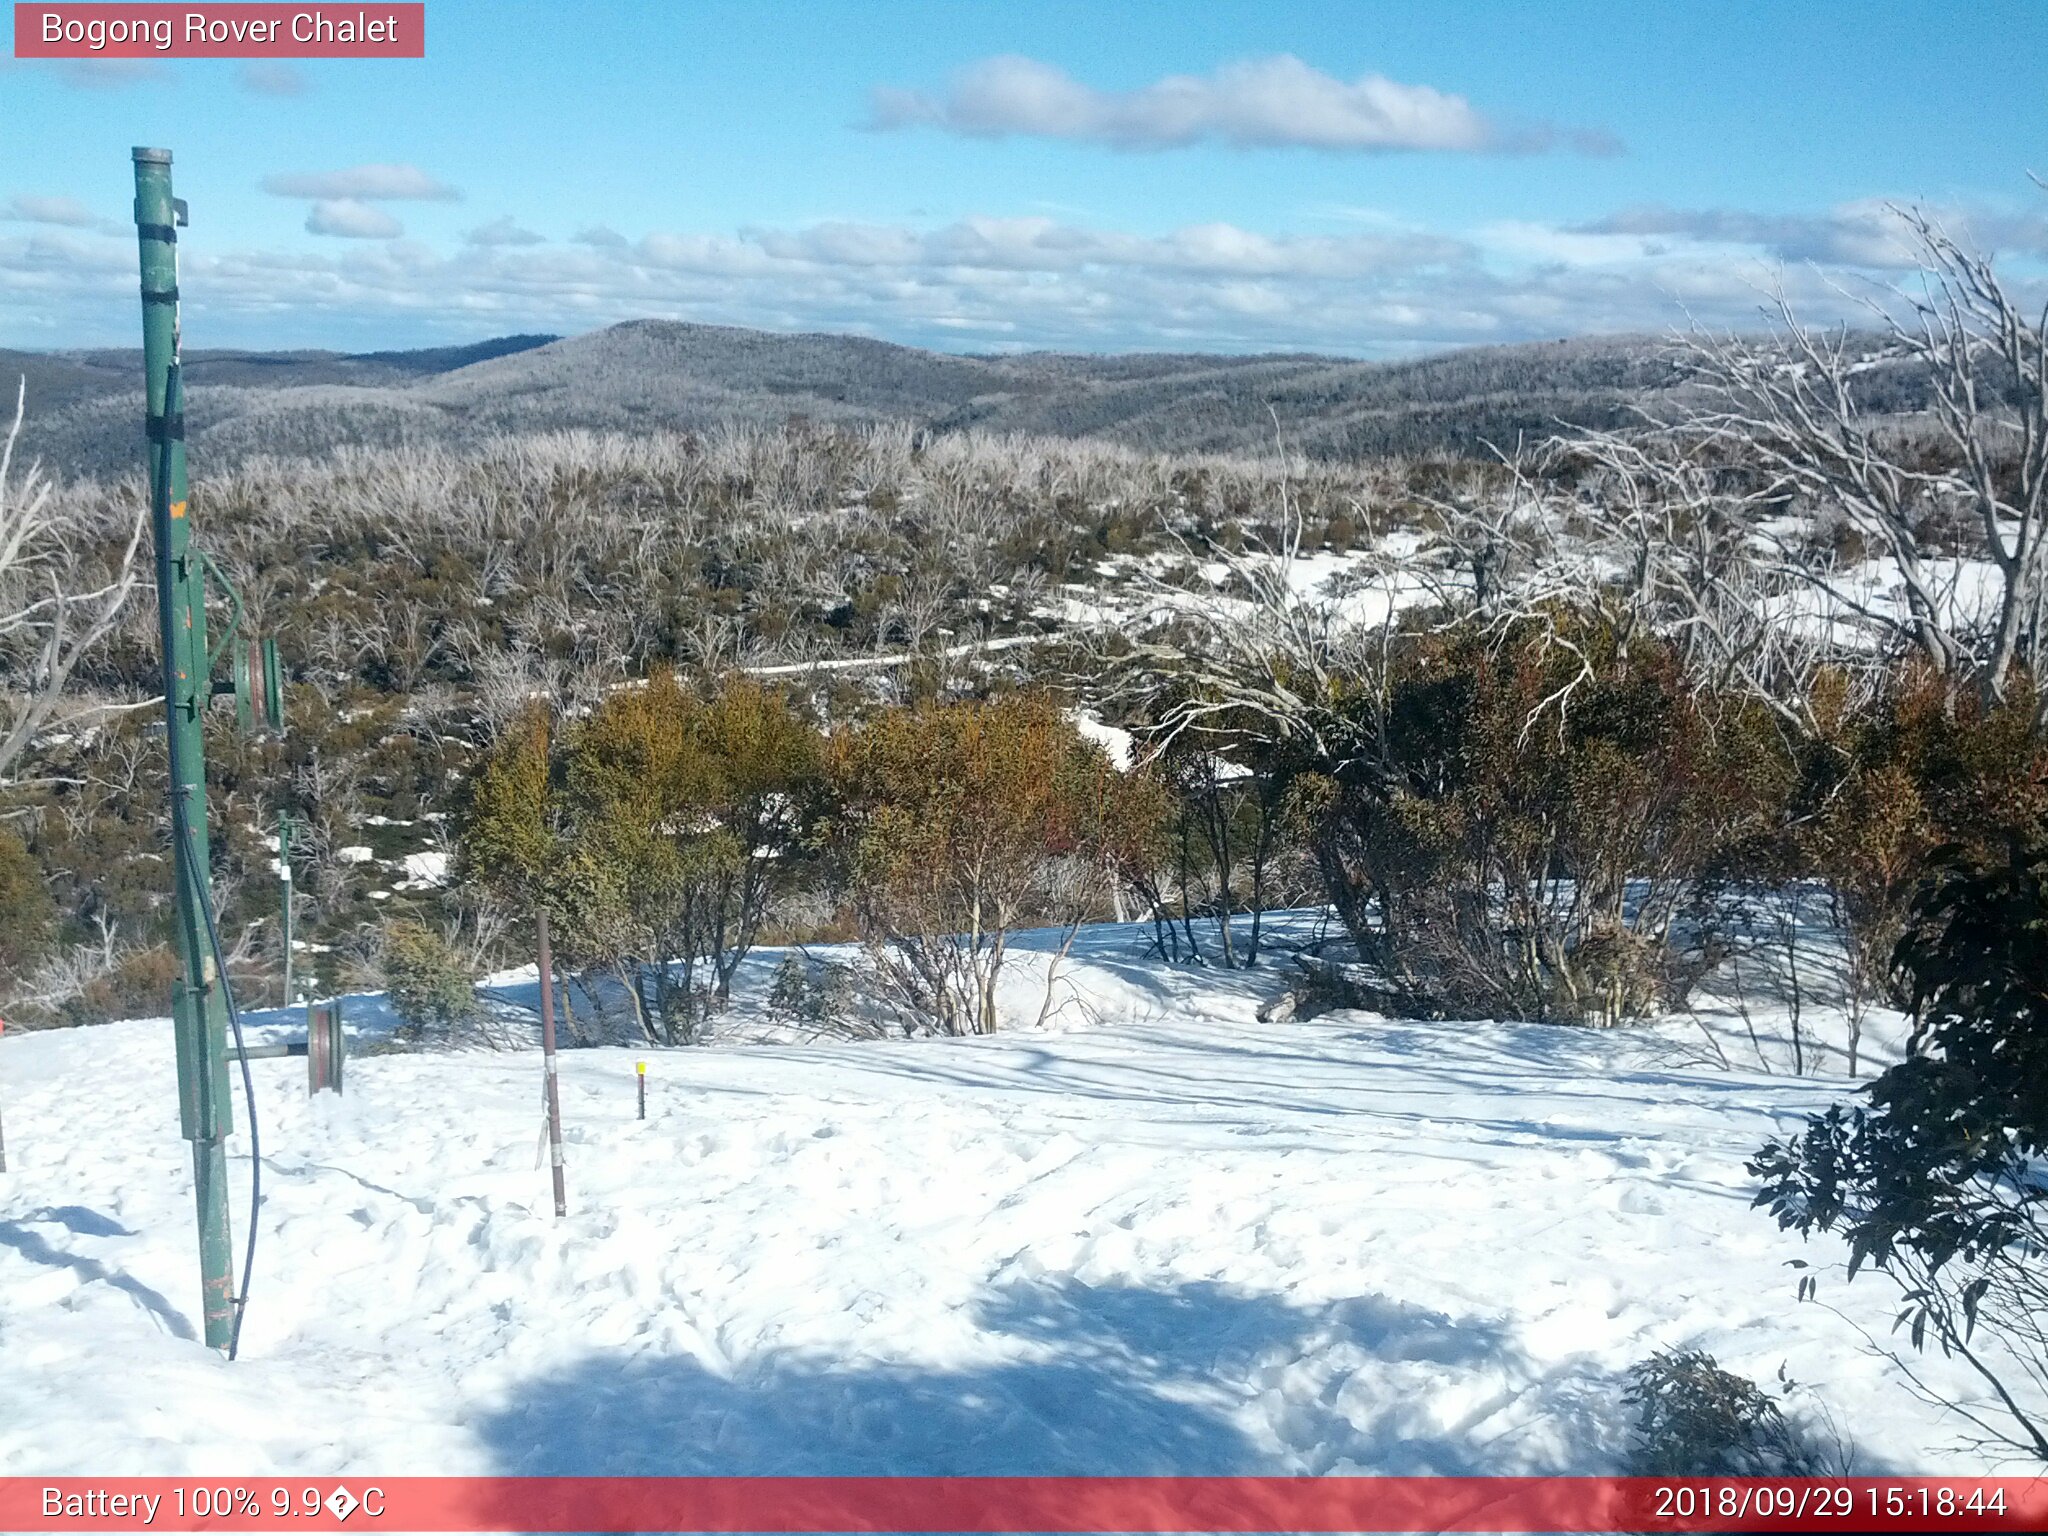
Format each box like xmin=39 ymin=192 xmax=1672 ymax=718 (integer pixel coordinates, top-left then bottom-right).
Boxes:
xmin=134 ymin=147 xmax=237 ymax=1353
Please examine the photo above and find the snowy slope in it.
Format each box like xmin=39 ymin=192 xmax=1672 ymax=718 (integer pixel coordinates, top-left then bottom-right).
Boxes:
xmin=0 ymin=920 xmax=1995 ymax=1478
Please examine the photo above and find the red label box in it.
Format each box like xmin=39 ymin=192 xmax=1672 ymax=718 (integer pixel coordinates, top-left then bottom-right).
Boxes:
xmin=13 ymin=4 xmax=424 ymax=57
xmin=5 ymin=1477 xmax=2048 ymax=1533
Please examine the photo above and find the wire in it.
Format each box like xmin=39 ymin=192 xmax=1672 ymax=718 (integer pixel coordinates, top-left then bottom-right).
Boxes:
xmin=174 ymin=788 xmax=262 ymax=1361
xmin=154 ymin=363 xmax=262 ymax=1362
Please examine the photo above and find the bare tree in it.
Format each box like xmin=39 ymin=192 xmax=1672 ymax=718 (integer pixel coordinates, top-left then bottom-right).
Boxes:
xmin=1609 ymin=205 xmax=2048 ymax=723
xmin=0 ymin=381 xmax=146 ymax=782
xmin=1551 ymin=431 xmax=1851 ymax=735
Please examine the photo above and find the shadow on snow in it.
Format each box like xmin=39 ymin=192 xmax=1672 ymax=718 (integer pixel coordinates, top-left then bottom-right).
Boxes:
xmin=472 ymin=1274 xmax=1623 ymax=1476
xmin=0 ymin=1205 xmax=195 ymax=1342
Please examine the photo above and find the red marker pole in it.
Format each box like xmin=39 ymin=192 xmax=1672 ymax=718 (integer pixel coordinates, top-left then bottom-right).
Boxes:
xmin=536 ymin=910 xmax=567 ymax=1219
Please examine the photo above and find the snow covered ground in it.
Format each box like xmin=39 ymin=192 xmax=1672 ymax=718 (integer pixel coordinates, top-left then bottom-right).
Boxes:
xmin=0 ymin=916 xmax=1997 ymax=1478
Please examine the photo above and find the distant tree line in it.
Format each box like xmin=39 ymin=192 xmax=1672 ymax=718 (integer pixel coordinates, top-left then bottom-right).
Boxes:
xmin=1 ymin=421 xmax=1412 ymax=1024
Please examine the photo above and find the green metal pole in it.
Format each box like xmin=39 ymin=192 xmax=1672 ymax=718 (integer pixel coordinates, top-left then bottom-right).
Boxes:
xmin=134 ymin=147 xmax=236 ymax=1354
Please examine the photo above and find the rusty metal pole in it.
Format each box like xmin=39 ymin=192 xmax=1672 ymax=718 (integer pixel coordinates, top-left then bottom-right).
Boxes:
xmin=536 ymin=908 xmax=567 ymax=1218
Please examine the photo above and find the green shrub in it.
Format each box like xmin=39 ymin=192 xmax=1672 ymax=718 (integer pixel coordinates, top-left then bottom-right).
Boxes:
xmin=60 ymin=945 xmax=179 ymax=1028
xmin=827 ymin=692 xmax=1119 ymax=1035
xmin=379 ymin=920 xmax=478 ymax=1039
xmin=1293 ymin=616 xmax=1793 ymax=1024
xmin=461 ymin=672 xmax=827 ymax=1046
xmin=1797 ymin=667 xmax=2048 ymax=1015
xmin=766 ymin=950 xmax=854 ymax=1027
xmin=0 ymin=829 xmax=56 ymax=979
xmin=1624 ymin=1350 xmax=1824 ymax=1475
xmin=1752 ymin=837 xmax=2048 ymax=1462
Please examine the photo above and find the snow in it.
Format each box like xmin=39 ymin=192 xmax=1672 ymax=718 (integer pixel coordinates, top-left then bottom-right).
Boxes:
xmin=0 ymin=916 xmax=1997 ymax=1478
xmin=1071 ymin=711 xmax=1137 ymax=771
xmin=742 ymin=633 xmax=1045 ymax=678
xmin=398 ymin=851 xmax=451 ymax=890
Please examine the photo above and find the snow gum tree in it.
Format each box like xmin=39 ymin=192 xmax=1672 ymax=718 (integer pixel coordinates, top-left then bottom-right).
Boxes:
xmin=1567 ymin=201 xmax=2048 ymax=728
xmin=564 ymin=671 xmax=823 ymax=1040
xmin=460 ymin=701 xmax=557 ymax=902
xmin=459 ymin=676 xmax=825 ymax=1044
xmin=1286 ymin=615 xmax=1793 ymax=1024
xmin=826 ymin=692 xmax=1128 ymax=1035
xmin=1137 ymin=686 xmax=1307 ymax=969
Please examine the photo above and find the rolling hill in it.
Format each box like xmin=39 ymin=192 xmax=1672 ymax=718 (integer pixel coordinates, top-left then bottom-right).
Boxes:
xmin=3 ymin=320 xmax=1922 ymax=478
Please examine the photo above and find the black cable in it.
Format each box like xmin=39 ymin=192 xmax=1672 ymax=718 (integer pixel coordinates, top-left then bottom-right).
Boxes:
xmin=153 ymin=364 xmax=262 ymax=1361
xmin=174 ymin=789 xmax=262 ymax=1361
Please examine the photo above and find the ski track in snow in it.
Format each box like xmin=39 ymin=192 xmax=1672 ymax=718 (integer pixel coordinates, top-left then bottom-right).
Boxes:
xmin=0 ymin=917 xmax=1992 ymax=1477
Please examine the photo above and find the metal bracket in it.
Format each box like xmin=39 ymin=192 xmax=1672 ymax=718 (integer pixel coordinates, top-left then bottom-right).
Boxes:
xmin=199 ymin=547 xmax=245 ymax=675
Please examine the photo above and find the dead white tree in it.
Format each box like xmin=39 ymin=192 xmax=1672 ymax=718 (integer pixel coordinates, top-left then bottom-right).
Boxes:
xmin=1627 ymin=204 xmax=2048 ymax=722
xmin=0 ymin=380 xmax=147 ymax=784
xmin=1110 ymin=496 xmax=1390 ymax=769
xmin=1549 ymin=432 xmax=1854 ymax=735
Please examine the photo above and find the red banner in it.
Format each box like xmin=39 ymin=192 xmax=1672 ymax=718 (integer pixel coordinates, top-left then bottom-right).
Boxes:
xmin=5 ymin=1477 xmax=2048 ymax=1532
xmin=12 ymin=4 xmax=423 ymax=58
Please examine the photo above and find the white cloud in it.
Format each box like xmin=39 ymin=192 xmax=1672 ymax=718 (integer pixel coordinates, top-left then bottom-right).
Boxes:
xmin=870 ymin=54 xmax=1615 ymax=155
xmin=49 ymin=59 xmax=170 ymax=89
xmin=262 ymin=164 xmax=459 ymax=201
xmin=1565 ymin=200 xmax=2048 ymax=271
xmin=745 ymin=216 xmax=1464 ymax=278
xmin=239 ymin=62 xmax=311 ymax=97
xmin=3 ymin=195 xmax=99 ymax=228
xmin=3 ymin=201 xmax=2039 ymax=358
xmin=467 ymin=216 xmax=545 ymax=247
xmin=1481 ymin=220 xmax=1673 ymax=268
xmin=305 ymin=200 xmax=404 ymax=239
xmin=1571 ymin=203 xmax=1923 ymax=268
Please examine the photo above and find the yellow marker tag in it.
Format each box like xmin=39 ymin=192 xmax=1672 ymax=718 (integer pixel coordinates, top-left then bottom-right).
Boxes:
xmin=169 ymin=499 xmax=187 ymax=519
xmin=636 ymin=1061 xmax=646 ymax=1075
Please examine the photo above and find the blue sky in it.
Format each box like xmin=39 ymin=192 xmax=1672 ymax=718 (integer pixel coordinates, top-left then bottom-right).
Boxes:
xmin=3 ymin=0 xmax=2045 ymax=355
